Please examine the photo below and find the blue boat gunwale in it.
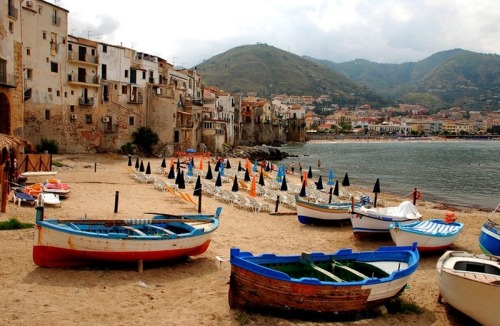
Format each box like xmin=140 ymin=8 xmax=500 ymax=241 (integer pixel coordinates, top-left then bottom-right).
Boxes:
xmin=230 ymin=244 xmax=419 ymax=286
xmin=389 ymin=219 xmax=465 ymax=238
xmin=37 ymin=216 xmax=220 ymax=241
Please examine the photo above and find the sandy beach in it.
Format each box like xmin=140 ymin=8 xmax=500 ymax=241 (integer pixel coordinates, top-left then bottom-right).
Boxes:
xmin=0 ymin=153 xmax=491 ymax=326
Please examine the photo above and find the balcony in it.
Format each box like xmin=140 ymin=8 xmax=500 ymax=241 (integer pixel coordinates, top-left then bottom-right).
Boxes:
xmin=68 ymin=73 xmax=99 ymax=87
xmin=8 ymin=4 xmax=18 ymax=19
xmin=68 ymin=51 xmax=98 ymax=65
xmin=104 ymin=124 xmax=119 ymax=133
xmin=79 ymin=97 xmax=95 ymax=106
xmin=0 ymin=72 xmax=16 ymax=88
xmin=128 ymin=94 xmax=143 ymax=104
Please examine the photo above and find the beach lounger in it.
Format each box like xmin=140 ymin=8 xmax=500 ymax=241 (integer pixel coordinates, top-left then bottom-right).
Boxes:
xmin=13 ymin=191 xmax=38 ymax=206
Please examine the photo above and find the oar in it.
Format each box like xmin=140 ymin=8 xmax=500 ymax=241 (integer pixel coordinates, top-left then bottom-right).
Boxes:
xmin=56 ymin=218 xmax=214 ymax=225
xmin=299 ymin=253 xmax=344 ymax=282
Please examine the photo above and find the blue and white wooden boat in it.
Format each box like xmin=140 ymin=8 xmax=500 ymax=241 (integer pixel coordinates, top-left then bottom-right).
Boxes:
xmin=295 ymin=195 xmax=361 ymax=224
xmin=389 ymin=219 xmax=464 ymax=252
xmin=33 ymin=206 xmax=221 ymax=268
xmin=351 ymin=201 xmax=423 ymax=239
xmin=229 ymin=244 xmax=419 ymax=315
xmin=437 ymin=251 xmax=500 ymax=326
xmin=478 ymin=203 xmax=500 ymax=256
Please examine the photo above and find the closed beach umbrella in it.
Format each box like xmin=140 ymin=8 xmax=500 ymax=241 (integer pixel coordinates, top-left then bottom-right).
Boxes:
xmin=139 ymin=160 xmax=145 ymax=172
xmin=266 ymin=161 xmax=271 ymax=172
xmin=169 ymin=157 xmax=174 ymax=168
xmin=316 ymin=175 xmax=323 ymax=190
xmin=175 ymin=168 xmax=181 ymax=184
xmin=145 ymin=162 xmax=151 ymax=175
xmin=281 ymin=174 xmax=288 ymax=191
xmin=135 ymin=157 xmax=139 ymax=170
xmin=167 ymin=165 xmax=175 ymax=179
xmin=245 ymin=159 xmax=251 ymax=172
xmin=178 ymin=171 xmax=186 ymax=189
xmin=232 ymin=175 xmax=239 ymax=192
xmin=259 ymin=171 xmax=265 ymax=186
xmin=226 ymin=159 xmax=231 ymax=169
xmin=161 ymin=158 xmax=166 ymax=168
xmin=308 ymin=166 xmax=313 ymax=179
xmin=220 ymin=162 xmax=225 ymax=177
xmin=215 ymin=160 xmax=220 ymax=172
xmin=206 ymin=163 xmax=213 ymax=180
xmin=244 ymin=168 xmax=251 ymax=182
xmin=215 ymin=172 xmax=222 ymax=187
xmin=238 ymin=161 xmax=243 ymax=172
xmin=199 ymin=159 xmax=203 ymax=171
xmin=193 ymin=175 xmax=202 ymax=196
xmin=176 ymin=158 xmax=181 ymax=170
xmin=128 ymin=155 xmax=132 ymax=166
xmin=342 ymin=173 xmax=350 ymax=187
xmin=333 ymin=180 xmax=340 ymax=196
xmin=276 ymin=167 xmax=282 ymax=182
xmin=327 ymin=169 xmax=334 ymax=186
xmin=187 ymin=161 xmax=194 ymax=177
xmin=302 ymin=171 xmax=308 ymax=187
xmin=300 ymin=180 xmax=307 ymax=197
xmin=249 ymin=175 xmax=257 ymax=197
xmin=191 ymin=157 xmax=195 ymax=167
xmin=253 ymin=160 xmax=258 ymax=173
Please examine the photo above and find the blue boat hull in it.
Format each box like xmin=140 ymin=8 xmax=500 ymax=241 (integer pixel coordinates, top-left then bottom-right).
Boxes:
xmin=479 ymin=221 xmax=500 ymax=256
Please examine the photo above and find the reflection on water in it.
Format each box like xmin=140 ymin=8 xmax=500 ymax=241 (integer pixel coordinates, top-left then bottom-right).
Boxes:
xmin=278 ymin=141 xmax=500 ymax=210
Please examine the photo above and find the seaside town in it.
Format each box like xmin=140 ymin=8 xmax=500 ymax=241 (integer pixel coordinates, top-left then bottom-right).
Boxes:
xmin=1 ymin=1 xmax=500 ymax=326
xmin=2 ymin=0 xmax=500 ymax=156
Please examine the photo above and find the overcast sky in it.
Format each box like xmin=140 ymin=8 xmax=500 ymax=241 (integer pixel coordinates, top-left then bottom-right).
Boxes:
xmin=58 ymin=0 xmax=500 ymax=68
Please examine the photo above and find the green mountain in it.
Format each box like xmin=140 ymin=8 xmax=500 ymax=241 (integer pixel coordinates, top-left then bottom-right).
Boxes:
xmin=195 ymin=43 xmax=387 ymax=107
xmin=311 ymin=49 xmax=500 ymax=110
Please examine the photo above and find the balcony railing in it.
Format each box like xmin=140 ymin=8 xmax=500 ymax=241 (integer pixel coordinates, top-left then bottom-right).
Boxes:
xmin=68 ymin=73 xmax=99 ymax=85
xmin=128 ymin=94 xmax=143 ymax=104
xmin=0 ymin=72 xmax=16 ymax=87
xmin=8 ymin=4 xmax=18 ymax=19
xmin=68 ymin=51 xmax=98 ymax=64
xmin=79 ymin=97 xmax=95 ymax=106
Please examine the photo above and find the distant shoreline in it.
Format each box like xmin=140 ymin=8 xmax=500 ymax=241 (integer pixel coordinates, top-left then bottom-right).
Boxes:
xmin=305 ymin=135 xmax=500 ymax=143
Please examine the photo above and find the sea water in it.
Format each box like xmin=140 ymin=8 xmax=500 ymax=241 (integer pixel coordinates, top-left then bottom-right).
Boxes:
xmin=278 ymin=140 xmax=500 ymax=210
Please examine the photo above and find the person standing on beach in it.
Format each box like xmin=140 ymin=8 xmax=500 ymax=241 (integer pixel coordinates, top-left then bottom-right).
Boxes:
xmin=290 ymin=162 xmax=295 ymax=175
xmin=318 ymin=159 xmax=321 ymax=169
xmin=299 ymin=162 xmax=303 ymax=174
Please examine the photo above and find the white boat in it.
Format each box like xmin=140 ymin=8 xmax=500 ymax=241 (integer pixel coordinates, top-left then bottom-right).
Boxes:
xmin=295 ymin=195 xmax=361 ymax=224
xmin=437 ymin=251 xmax=500 ymax=326
xmin=389 ymin=219 xmax=464 ymax=252
xmin=351 ymin=201 xmax=422 ymax=239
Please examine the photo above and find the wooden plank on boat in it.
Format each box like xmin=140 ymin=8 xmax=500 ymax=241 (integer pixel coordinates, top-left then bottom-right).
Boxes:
xmin=299 ymin=253 xmax=344 ymax=282
xmin=147 ymin=224 xmax=176 ymax=235
xmin=119 ymin=226 xmax=147 ymax=236
xmin=332 ymin=261 xmax=369 ymax=280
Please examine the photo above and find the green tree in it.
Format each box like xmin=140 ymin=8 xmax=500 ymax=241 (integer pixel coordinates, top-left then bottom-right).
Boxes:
xmin=132 ymin=127 xmax=159 ymax=156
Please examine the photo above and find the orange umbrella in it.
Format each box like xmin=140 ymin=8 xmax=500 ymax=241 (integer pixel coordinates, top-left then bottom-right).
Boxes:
xmin=169 ymin=157 xmax=174 ymax=168
xmin=245 ymin=159 xmax=251 ymax=172
xmin=303 ymin=172 xmax=308 ymax=187
xmin=249 ymin=175 xmax=257 ymax=197
xmin=199 ymin=158 xmax=203 ymax=170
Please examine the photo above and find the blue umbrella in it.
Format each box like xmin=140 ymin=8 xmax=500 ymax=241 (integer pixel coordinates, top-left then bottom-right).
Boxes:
xmin=220 ymin=162 xmax=225 ymax=177
xmin=276 ymin=167 xmax=283 ymax=182
xmin=232 ymin=175 xmax=239 ymax=192
xmin=327 ymin=169 xmax=334 ymax=186
xmin=187 ymin=161 xmax=194 ymax=177
xmin=253 ymin=160 xmax=258 ymax=173
xmin=186 ymin=148 xmax=196 ymax=153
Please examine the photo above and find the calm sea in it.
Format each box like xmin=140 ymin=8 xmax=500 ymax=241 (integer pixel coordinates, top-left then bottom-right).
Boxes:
xmin=278 ymin=140 xmax=500 ymax=210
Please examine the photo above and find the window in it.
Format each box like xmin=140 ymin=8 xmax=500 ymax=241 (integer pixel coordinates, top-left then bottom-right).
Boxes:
xmin=26 ymin=69 xmax=33 ymax=79
xmin=102 ymin=44 xmax=107 ymax=53
xmin=42 ymin=31 xmax=47 ymax=39
xmin=91 ymin=49 xmax=95 ymax=56
xmin=70 ymin=105 xmax=75 ymax=112
xmin=121 ymin=85 xmax=127 ymax=94
xmin=142 ymin=71 xmax=146 ymax=79
xmin=68 ymin=44 xmax=72 ymax=51
xmin=26 ymin=48 xmax=31 ymax=56
xmin=9 ymin=22 xmax=14 ymax=33
xmin=70 ymin=90 xmax=74 ymax=95
xmin=64 ymin=92 xmax=67 ymax=98
xmin=85 ymin=114 xmax=92 ymax=124
xmin=128 ymin=116 xmax=135 ymax=126
xmin=103 ymin=85 xmax=109 ymax=102
xmin=45 ymin=110 xmax=50 ymax=120
xmin=48 ymin=88 xmax=52 ymax=92
xmin=50 ymin=61 xmax=58 ymax=73
xmin=124 ymin=70 xmax=128 ymax=78
xmin=56 ymin=90 xmax=60 ymax=96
